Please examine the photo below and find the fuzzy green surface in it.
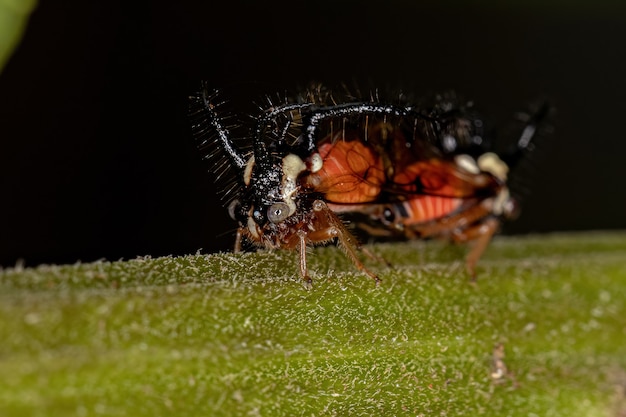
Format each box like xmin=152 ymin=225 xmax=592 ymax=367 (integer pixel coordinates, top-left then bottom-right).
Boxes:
xmin=1 ymin=231 xmax=625 ymax=416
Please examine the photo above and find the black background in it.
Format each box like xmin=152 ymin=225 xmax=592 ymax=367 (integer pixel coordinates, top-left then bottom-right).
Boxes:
xmin=2 ymin=1 xmax=626 ymax=267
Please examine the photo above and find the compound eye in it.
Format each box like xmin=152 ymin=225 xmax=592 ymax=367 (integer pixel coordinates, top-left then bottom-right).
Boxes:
xmin=382 ymin=207 xmax=395 ymax=223
xmin=267 ymin=202 xmax=290 ymax=223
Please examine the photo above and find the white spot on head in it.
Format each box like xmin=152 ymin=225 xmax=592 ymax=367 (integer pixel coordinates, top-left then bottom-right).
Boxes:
xmin=454 ymin=154 xmax=480 ymax=174
xmin=307 ymin=152 xmax=323 ymax=173
xmin=478 ymin=152 xmax=509 ymax=181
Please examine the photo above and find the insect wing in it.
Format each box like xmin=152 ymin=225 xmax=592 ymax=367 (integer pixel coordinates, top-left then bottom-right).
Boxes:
xmin=388 ymin=158 xmax=500 ymax=199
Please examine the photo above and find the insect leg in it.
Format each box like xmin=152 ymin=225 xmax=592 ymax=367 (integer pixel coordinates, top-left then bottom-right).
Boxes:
xmin=450 ymin=217 xmax=500 ymax=281
xmin=360 ymin=246 xmax=394 ymax=269
xmin=233 ymin=227 xmax=244 ymax=253
xmin=311 ymin=200 xmax=381 ymax=285
xmin=297 ymin=230 xmax=313 ymax=289
xmin=409 ymin=200 xmax=495 ymax=238
xmin=402 ymin=200 xmax=500 ymax=280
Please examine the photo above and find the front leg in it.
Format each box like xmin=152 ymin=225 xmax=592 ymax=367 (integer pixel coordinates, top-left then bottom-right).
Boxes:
xmin=309 ymin=200 xmax=381 ymax=285
xmin=233 ymin=227 xmax=244 ymax=253
xmin=297 ymin=230 xmax=313 ymax=289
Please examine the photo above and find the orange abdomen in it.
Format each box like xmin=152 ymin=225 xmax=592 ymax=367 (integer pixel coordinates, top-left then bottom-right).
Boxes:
xmin=400 ymin=196 xmax=463 ymax=224
xmin=310 ymin=140 xmax=385 ymax=203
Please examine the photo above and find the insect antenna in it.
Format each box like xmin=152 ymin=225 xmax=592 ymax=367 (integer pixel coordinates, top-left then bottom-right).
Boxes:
xmin=301 ymin=102 xmax=412 ymax=153
xmin=503 ymin=100 xmax=554 ymax=204
xmin=190 ymin=83 xmax=255 ymax=208
xmin=190 ymin=82 xmax=247 ymax=170
xmin=253 ymin=102 xmax=315 ymax=161
xmin=501 ymin=101 xmax=552 ymax=169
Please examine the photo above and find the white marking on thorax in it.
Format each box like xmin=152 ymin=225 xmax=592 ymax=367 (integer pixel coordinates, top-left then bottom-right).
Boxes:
xmin=281 ymin=153 xmax=306 ymax=216
xmin=478 ymin=152 xmax=509 ymax=181
xmin=454 ymin=154 xmax=480 ymax=174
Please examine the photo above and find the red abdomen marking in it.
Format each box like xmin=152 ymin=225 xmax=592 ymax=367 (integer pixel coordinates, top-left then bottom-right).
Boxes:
xmin=401 ymin=196 xmax=463 ymax=224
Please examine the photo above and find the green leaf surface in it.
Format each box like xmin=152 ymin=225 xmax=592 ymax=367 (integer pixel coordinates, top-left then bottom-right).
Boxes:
xmin=0 ymin=0 xmax=37 ymax=72
xmin=1 ymin=231 xmax=625 ymax=416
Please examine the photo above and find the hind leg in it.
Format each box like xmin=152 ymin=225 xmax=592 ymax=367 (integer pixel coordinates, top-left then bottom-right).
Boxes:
xmin=450 ymin=217 xmax=500 ymax=280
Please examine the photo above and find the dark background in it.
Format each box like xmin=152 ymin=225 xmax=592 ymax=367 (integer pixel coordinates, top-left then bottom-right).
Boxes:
xmin=2 ymin=1 xmax=625 ymax=267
